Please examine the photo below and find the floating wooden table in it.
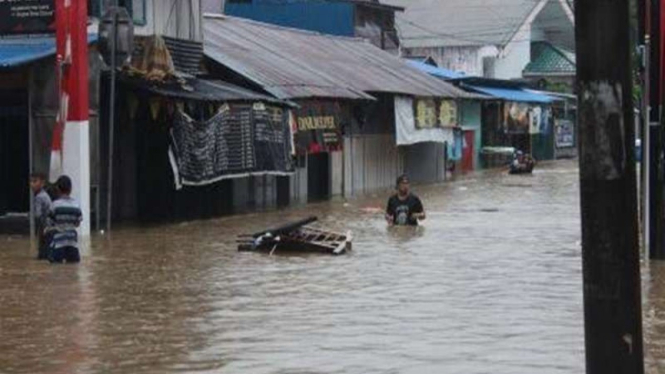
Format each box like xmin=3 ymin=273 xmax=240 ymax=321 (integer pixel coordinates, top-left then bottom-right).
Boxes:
xmin=237 ymin=216 xmax=352 ymax=255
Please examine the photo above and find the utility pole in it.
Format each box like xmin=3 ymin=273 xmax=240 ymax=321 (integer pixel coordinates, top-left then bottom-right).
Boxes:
xmin=575 ymin=0 xmax=645 ymax=373
xmin=648 ymin=0 xmax=665 ymax=259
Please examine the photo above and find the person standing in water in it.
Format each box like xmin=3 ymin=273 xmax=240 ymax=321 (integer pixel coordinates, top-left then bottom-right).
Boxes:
xmin=30 ymin=172 xmax=52 ymax=259
xmin=45 ymin=176 xmax=82 ymax=263
xmin=385 ymin=174 xmax=426 ymax=226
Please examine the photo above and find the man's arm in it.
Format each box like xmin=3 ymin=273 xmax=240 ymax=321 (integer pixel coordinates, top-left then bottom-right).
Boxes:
xmin=412 ymin=197 xmax=426 ymax=221
xmin=385 ymin=198 xmax=395 ymax=224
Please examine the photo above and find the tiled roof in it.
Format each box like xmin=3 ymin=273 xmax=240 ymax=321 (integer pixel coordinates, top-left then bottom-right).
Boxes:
xmin=523 ymin=41 xmax=576 ymax=76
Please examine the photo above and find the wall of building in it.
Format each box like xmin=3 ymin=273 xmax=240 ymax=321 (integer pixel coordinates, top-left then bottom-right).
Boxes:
xmin=290 ymin=162 xmax=309 ymax=204
xmin=460 ymin=100 xmax=482 ymax=169
xmin=137 ymin=0 xmax=203 ymax=41
xmin=404 ymin=45 xmax=499 ymax=77
xmin=493 ymin=27 xmax=531 ymax=80
xmin=343 ymin=133 xmax=403 ymax=196
xmin=403 ymin=142 xmax=446 ymax=183
xmin=404 ymin=37 xmax=531 ymax=80
xmin=225 ymin=1 xmax=355 ymax=36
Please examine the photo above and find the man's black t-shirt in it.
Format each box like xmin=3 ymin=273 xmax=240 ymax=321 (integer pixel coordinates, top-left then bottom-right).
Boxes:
xmin=386 ymin=193 xmax=424 ymax=226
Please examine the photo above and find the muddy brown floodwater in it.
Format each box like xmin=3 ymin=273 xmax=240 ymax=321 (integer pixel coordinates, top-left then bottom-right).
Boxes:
xmin=1 ymin=160 xmax=664 ymax=374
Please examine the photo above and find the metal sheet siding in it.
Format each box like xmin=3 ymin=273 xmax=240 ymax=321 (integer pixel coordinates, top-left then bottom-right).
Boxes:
xmin=225 ymin=2 xmax=355 ymax=37
xmin=343 ymin=134 xmax=401 ymax=196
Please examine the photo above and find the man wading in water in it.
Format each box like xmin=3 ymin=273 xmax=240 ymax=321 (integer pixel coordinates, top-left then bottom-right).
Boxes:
xmin=385 ymin=174 xmax=426 ymax=226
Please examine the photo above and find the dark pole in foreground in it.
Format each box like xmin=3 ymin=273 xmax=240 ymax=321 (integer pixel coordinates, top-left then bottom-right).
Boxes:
xmin=575 ymin=1 xmax=645 ymax=373
xmin=648 ymin=0 xmax=665 ymax=260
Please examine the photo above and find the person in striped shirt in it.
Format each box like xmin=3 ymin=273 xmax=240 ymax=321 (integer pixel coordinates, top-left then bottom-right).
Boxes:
xmin=45 ymin=176 xmax=82 ymax=264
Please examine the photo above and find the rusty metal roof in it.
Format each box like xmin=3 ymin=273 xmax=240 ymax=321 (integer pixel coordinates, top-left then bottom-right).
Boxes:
xmin=203 ymin=14 xmax=475 ymax=100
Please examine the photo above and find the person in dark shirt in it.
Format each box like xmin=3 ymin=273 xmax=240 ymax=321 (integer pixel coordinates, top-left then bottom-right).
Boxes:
xmin=385 ymin=174 xmax=426 ymax=226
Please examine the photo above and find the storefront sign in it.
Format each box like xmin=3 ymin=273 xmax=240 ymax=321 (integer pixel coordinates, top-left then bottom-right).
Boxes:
xmin=0 ymin=0 xmax=55 ymax=35
xmin=555 ymin=119 xmax=575 ymax=148
xmin=415 ymin=98 xmax=458 ymax=129
xmin=439 ymin=100 xmax=457 ymax=128
xmin=294 ymin=101 xmax=343 ymax=154
xmin=414 ymin=98 xmax=437 ymax=129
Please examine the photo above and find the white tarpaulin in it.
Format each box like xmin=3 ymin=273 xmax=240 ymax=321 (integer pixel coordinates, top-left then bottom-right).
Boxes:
xmin=395 ymin=96 xmax=454 ymax=145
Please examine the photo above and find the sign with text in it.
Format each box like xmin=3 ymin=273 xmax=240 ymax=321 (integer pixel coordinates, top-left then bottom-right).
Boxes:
xmin=555 ymin=119 xmax=575 ymax=148
xmin=438 ymin=100 xmax=458 ymax=128
xmin=0 ymin=0 xmax=55 ymax=35
xmin=294 ymin=101 xmax=343 ymax=154
xmin=414 ymin=98 xmax=458 ymax=129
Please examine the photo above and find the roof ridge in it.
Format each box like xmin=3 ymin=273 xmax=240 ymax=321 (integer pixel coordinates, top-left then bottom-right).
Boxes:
xmin=203 ymin=13 xmax=368 ymax=43
xmin=500 ymin=0 xmax=546 ymax=48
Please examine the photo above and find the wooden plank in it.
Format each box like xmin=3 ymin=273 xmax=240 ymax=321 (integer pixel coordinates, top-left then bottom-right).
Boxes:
xmin=249 ymin=216 xmax=318 ymax=238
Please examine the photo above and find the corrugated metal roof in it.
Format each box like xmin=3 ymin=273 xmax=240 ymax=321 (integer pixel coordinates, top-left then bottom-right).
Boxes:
xmin=119 ymin=73 xmax=290 ymax=104
xmin=0 ymin=34 xmax=97 ymax=69
xmin=162 ymin=36 xmax=204 ymax=75
xmin=382 ymin=0 xmax=549 ymax=48
xmin=133 ymin=35 xmax=204 ymax=75
xmin=343 ymin=0 xmax=404 ymax=11
xmin=203 ymin=15 xmax=475 ymax=100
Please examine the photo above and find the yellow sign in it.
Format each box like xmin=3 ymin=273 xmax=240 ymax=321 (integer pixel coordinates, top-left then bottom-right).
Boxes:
xmin=439 ymin=100 xmax=458 ymax=127
xmin=415 ymin=98 xmax=437 ymax=129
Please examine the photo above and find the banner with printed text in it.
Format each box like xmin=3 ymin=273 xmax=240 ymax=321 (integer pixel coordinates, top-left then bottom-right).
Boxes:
xmin=0 ymin=0 xmax=55 ymax=35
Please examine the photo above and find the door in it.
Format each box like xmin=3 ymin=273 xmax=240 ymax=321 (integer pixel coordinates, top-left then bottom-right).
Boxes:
xmin=0 ymin=90 xmax=30 ymax=215
xmin=461 ymin=130 xmax=475 ymax=173
xmin=307 ymin=152 xmax=330 ymax=202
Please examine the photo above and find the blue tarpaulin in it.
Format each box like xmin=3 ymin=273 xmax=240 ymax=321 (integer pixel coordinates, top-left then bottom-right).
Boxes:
xmin=405 ymin=60 xmax=466 ymax=80
xmin=0 ymin=34 xmax=97 ymax=69
xmin=462 ymin=84 xmax=553 ymax=104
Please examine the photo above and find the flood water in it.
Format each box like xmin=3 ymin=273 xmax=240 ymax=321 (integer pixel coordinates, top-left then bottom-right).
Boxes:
xmin=1 ymin=159 xmax=664 ymax=374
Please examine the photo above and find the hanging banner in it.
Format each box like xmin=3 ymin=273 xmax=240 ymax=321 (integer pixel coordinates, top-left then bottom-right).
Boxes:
xmin=529 ymin=106 xmax=542 ymax=134
xmin=395 ymin=96 xmax=454 ymax=145
xmin=555 ymin=119 xmax=575 ymax=148
xmin=169 ymin=103 xmax=293 ymax=189
xmin=294 ymin=101 xmax=343 ymax=154
xmin=503 ymin=102 xmax=531 ymax=134
xmin=0 ymin=0 xmax=55 ymax=35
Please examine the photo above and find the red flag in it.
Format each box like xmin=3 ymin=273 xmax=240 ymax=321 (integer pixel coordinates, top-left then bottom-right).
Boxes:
xmin=50 ymin=0 xmax=88 ymax=181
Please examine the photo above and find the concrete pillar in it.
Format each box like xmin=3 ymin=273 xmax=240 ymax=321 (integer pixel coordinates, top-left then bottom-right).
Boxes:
xmin=63 ymin=121 xmax=90 ymax=236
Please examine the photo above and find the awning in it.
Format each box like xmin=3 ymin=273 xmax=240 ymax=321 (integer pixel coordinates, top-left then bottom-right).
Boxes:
xmin=118 ymin=73 xmax=293 ymax=105
xmin=462 ymin=84 xmax=553 ymax=104
xmin=0 ymin=34 xmax=98 ymax=69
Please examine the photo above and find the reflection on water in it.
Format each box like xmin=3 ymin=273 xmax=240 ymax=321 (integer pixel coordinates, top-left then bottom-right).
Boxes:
xmin=0 ymin=160 xmax=663 ymax=373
